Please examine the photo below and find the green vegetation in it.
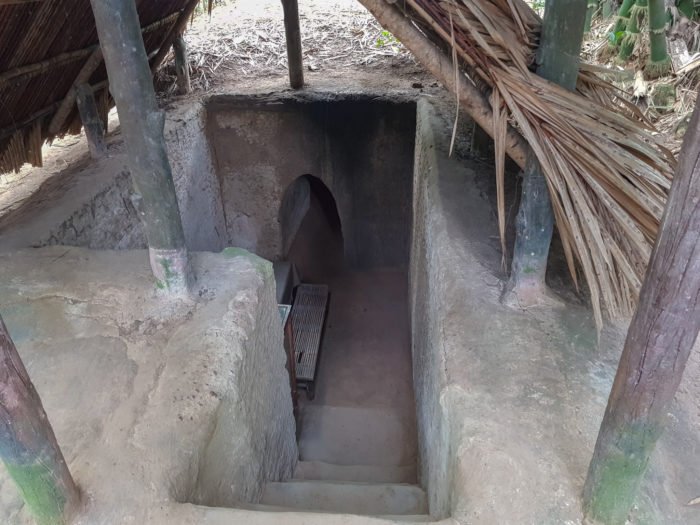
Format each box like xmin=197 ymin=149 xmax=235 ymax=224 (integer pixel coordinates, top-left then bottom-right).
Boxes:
xmin=376 ymin=29 xmax=399 ymax=49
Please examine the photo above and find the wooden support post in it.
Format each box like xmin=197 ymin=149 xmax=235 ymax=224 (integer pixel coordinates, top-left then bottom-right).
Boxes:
xmin=281 ymin=0 xmax=304 ymax=89
xmin=172 ymin=34 xmax=191 ymax=95
xmin=0 ymin=316 xmax=79 ymax=525
xmin=582 ymin=101 xmax=700 ymax=525
xmin=90 ymin=0 xmax=190 ymax=293
xmin=75 ymin=84 xmax=106 ymax=158
xmin=504 ymin=0 xmax=587 ymax=307
xmin=149 ymin=0 xmax=201 ymax=74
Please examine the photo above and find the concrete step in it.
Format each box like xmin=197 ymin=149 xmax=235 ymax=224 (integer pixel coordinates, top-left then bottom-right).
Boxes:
xmin=298 ymin=404 xmax=417 ymax=467
xmin=260 ymin=480 xmax=428 ymax=516
xmin=239 ymin=503 xmax=434 ymax=522
xmin=294 ymin=460 xmax=417 ymax=484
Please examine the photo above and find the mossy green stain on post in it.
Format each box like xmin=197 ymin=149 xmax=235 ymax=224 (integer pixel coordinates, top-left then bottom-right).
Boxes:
xmin=4 ymin=460 xmax=72 ymax=525
xmin=0 ymin=316 xmax=79 ymax=525
xmin=583 ymin=422 xmax=661 ymax=524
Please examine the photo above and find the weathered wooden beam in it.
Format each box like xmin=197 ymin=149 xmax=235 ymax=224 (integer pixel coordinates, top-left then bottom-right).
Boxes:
xmin=0 ymin=80 xmax=108 ymax=142
xmin=582 ymin=98 xmax=700 ymax=525
xmin=75 ymin=84 xmax=106 ymax=158
xmin=0 ymin=316 xmax=79 ymax=525
xmin=48 ymin=11 xmax=180 ymax=135
xmin=0 ymin=47 xmax=95 ymax=88
xmin=504 ymin=0 xmax=587 ymax=307
xmin=90 ymin=0 xmax=190 ymax=293
xmin=149 ymin=0 xmax=201 ymax=74
xmin=356 ymin=0 xmax=528 ymax=168
xmin=0 ymin=0 xmax=45 ymax=4
xmin=172 ymin=34 xmax=191 ymax=95
xmin=281 ymin=0 xmax=304 ymax=89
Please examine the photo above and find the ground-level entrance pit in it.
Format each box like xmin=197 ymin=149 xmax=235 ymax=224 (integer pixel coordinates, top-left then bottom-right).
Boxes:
xmin=206 ymin=96 xmax=427 ymax=517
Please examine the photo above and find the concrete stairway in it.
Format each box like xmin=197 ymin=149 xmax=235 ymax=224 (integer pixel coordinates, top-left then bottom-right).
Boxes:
xmin=252 ymin=268 xmax=426 ymax=521
xmin=251 ymin=404 xmax=429 ymax=520
xmin=260 ymin=479 xmax=427 ymax=515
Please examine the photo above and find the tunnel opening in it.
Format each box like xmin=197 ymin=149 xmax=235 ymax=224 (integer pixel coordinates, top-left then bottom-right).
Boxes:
xmin=203 ymin=95 xmax=423 ymax=515
xmin=281 ymin=174 xmax=345 ymax=283
xmin=278 ymin=171 xmax=418 ymax=481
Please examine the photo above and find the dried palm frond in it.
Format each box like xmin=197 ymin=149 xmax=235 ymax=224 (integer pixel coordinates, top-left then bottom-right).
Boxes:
xmin=403 ymin=0 xmax=675 ymax=329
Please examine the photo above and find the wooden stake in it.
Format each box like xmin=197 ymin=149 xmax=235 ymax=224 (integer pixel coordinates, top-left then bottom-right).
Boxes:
xmin=149 ymin=0 xmax=201 ymax=74
xmin=90 ymin=0 xmax=190 ymax=293
xmin=582 ymin=98 xmax=700 ymax=525
xmin=0 ymin=316 xmax=79 ymax=525
xmin=75 ymin=84 xmax=106 ymax=158
xmin=281 ymin=0 xmax=304 ymax=89
xmin=505 ymin=0 xmax=587 ymax=305
xmin=172 ymin=34 xmax=191 ymax=95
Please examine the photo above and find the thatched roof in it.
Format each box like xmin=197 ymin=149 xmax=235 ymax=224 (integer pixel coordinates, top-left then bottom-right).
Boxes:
xmin=0 ymin=0 xmax=679 ymax=328
xmin=0 ymin=0 xmax=199 ymax=173
xmin=359 ymin=0 xmax=676 ymax=328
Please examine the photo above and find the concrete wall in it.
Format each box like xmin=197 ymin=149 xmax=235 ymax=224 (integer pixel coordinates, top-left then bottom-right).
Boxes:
xmin=206 ymin=94 xmax=416 ymax=269
xmin=410 ymin=99 xmax=454 ymax=518
xmin=0 ymin=248 xmax=298 ymax=523
xmin=39 ymin=169 xmax=147 ymax=249
xmin=165 ymin=102 xmax=227 ymax=252
xmin=0 ymin=102 xmax=226 ymax=253
xmin=408 ymin=98 xmax=700 ymax=524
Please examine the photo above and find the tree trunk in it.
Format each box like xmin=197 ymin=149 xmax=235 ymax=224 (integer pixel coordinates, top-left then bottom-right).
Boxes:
xmin=75 ymin=83 xmax=106 ymax=159
xmin=90 ymin=0 xmax=191 ymax=293
xmin=583 ymin=95 xmax=700 ymax=525
xmin=505 ymin=0 xmax=587 ymax=306
xmin=281 ymin=0 xmax=304 ymax=89
xmin=173 ymin=34 xmax=191 ymax=95
xmin=0 ymin=316 xmax=79 ymax=525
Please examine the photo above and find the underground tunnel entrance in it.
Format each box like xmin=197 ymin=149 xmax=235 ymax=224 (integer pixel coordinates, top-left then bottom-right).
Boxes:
xmin=281 ymin=174 xmax=418 ymax=478
xmin=205 ymin=95 xmax=422 ymax=513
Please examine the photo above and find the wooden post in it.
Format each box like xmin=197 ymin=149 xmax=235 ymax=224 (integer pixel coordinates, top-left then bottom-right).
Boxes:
xmin=90 ymin=0 xmax=191 ymax=293
xmin=281 ymin=0 xmax=304 ymax=89
xmin=0 ymin=316 xmax=79 ymax=525
xmin=582 ymin=101 xmax=700 ymax=524
xmin=504 ymin=0 xmax=587 ymax=306
xmin=172 ymin=34 xmax=191 ymax=95
xmin=75 ymin=84 xmax=106 ymax=158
